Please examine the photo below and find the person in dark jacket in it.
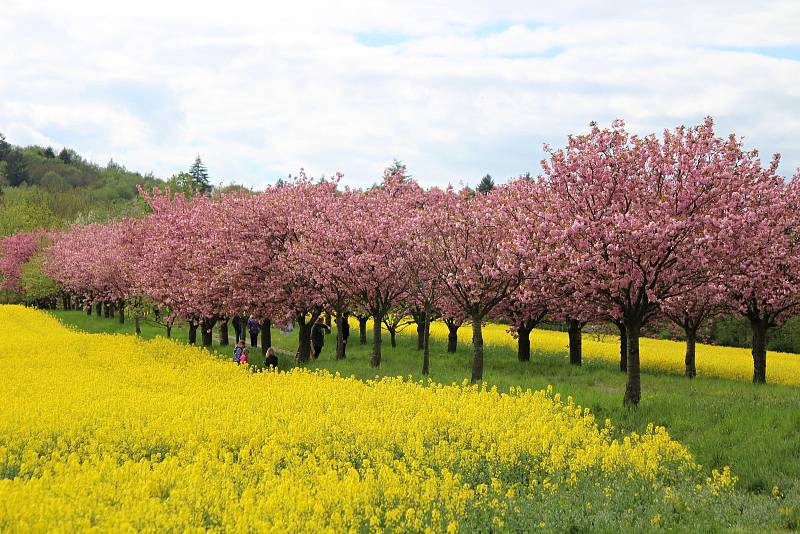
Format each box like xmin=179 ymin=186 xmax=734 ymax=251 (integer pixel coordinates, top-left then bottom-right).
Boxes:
xmin=247 ymin=315 xmax=260 ymax=347
xmin=264 ymin=347 xmax=279 ymax=369
xmin=311 ymin=316 xmax=331 ymax=359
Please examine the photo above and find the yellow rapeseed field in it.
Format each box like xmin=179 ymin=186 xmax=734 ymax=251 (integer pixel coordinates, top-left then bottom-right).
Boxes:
xmin=426 ymin=321 xmax=800 ymax=386
xmin=0 ymin=306 xmax=738 ymax=532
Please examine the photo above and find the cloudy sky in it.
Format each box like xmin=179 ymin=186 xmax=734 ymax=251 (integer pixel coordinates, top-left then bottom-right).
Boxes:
xmin=1 ymin=1 xmax=799 ymax=189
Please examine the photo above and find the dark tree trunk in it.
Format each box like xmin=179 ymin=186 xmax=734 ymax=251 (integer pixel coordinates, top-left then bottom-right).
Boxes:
xmin=422 ymin=307 xmax=431 ymax=375
xmin=109 ymin=302 xmax=116 ymax=318
xmin=188 ymin=321 xmax=198 ymax=345
xmin=568 ymin=319 xmax=583 ymax=366
xmin=104 ymin=302 xmax=111 ymax=318
xmin=623 ymin=320 xmax=641 ymax=407
xmin=684 ymin=326 xmax=697 ymax=378
xmin=750 ymin=318 xmax=769 ymax=384
xmin=416 ymin=323 xmax=425 ymax=350
xmin=615 ymin=321 xmax=628 ymax=372
xmin=201 ymin=318 xmax=216 ymax=347
xmin=371 ymin=311 xmax=383 ymax=368
xmin=325 ymin=312 xmax=332 ymax=328
xmin=446 ymin=321 xmax=459 ymax=353
xmin=86 ymin=305 xmax=92 ymax=316
xmin=389 ymin=328 xmax=397 ymax=348
xmin=295 ymin=314 xmax=316 ymax=364
xmin=232 ymin=315 xmax=242 ymax=343
xmin=134 ymin=317 xmax=141 ymax=336
xmin=517 ymin=325 xmax=532 ymax=362
xmin=166 ymin=322 xmax=172 ymax=338
xmin=471 ymin=313 xmax=484 ymax=383
xmin=260 ymin=319 xmax=271 ymax=352
xmin=335 ymin=311 xmax=346 ymax=360
xmin=219 ymin=320 xmax=229 ymax=346
xmin=95 ymin=302 xmax=102 ymax=316
xmin=358 ymin=315 xmax=369 ymax=345
xmin=118 ymin=301 xmax=125 ymax=324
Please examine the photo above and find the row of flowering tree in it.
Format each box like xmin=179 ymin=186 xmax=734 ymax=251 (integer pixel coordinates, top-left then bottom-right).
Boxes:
xmin=3 ymin=118 xmax=798 ymax=407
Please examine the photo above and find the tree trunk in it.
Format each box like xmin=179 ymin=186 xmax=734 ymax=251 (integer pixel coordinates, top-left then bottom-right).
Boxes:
xmin=219 ymin=320 xmax=229 ymax=346
xmin=325 ymin=312 xmax=332 ymax=328
xmin=517 ymin=325 xmax=532 ymax=362
xmin=335 ymin=311 xmax=346 ymax=360
xmin=201 ymin=318 xmax=216 ymax=347
xmin=416 ymin=321 xmax=425 ymax=350
xmin=118 ymin=301 xmax=125 ymax=324
xmin=86 ymin=306 xmax=92 ymax=316
xmin=389 ymin=328 xmax=397 ymax=348
xmin=260 ymin=319 xmax=272 ymax=352
xmin=104 ymin=302 xmax=111 ymax=318
xmin=371 ymin=311 xmax=383 ymax=368
xmin=471 ymin=313 xmax=484 ymax=383
xmin=134 ymin=317 xmax=141 ymax=336
xmin=109 ymin=302 xmax=116 ymax=318
xmin=568 ymin=319 xmax=582 ymax=366
xmin=95 ymin=302 xmax=102 ymax=316
xmin=188 ymin=321 xmax=198 ymax=345
xmin=166 ymin=323 xmax=172 ymax=338
xmin=616 ymin=321 xmax=628 ymax=372
xmin=296 ymin=315 xmax=314 ymax=364
xmin=358 ymin=316 xmax=368 ymax=345
xmin=684 ymin=326 xmax=697 ymax=378
xmin=623 ymin=320 xmax=641 ymax=407
xmin=446 ymin=322 xmax=459 ymax=353
xmin=422 ymin=307 xmax=431 ymax=375
xmin=750 ymin=318 xmax=768 ymax=384
xmin=232 ymin=315 xmax=242 ymax=343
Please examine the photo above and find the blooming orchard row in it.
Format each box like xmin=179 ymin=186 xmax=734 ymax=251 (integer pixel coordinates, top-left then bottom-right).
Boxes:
xmin=2 ymin=118 xmax=798 ymax=406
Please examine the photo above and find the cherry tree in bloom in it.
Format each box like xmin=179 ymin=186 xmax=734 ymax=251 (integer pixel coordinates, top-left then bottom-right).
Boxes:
xmin=135 ymin=189 xmax=234 ymax=345
xmin=319 ymin=176 xmax=414 ymax=368
xmin=539 ymin=118 xmax=766 ymax=406
xmin=44 ymin=222 xmax=135 ymax=319
xmin=662 ymin=285 xmax=727 ymax=378
xmin=721 ymin=169 xmax=800 ymax=383
xmin=219 ymin=175 xmax=342 ymax=362
xmin=422 ymin=186 xmax=524 ymax=382
xmin=0 ymin=229 xmax=49 ymax=296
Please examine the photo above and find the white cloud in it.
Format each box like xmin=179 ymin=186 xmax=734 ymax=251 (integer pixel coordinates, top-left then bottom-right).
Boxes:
xmin=1 ymin=0 xmax=799 ymax=188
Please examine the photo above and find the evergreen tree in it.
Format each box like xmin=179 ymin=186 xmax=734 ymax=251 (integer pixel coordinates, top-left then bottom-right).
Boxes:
xmin=188 ymin=156 xmax=212 ymax=195
xmin=477 ymin=174 xmax=495 ymax=194
xmin=0 ymin=134 xmax=28 ymax=187
xmin=58 ymin=148 xmax=73 ymax=165
xmin=385 ymin=158 xmax=411 ymax=181
xmin=43 ymin=146 xmax=56 ymax=158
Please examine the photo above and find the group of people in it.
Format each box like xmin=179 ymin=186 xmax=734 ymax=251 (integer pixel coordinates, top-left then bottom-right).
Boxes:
xmin=231 ymin=314 xmax=351 ymax=367
xmin=233 ymin=340 xmax=279 ymax=368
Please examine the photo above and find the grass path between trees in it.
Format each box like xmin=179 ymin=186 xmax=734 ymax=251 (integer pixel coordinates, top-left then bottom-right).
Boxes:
xmin=50 ymin=310 xmax=800 ymax=519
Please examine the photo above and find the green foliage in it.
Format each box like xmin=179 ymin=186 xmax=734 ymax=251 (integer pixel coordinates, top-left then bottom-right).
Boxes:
xmin=477 ymin=173 xmax=495 ymax=194
xmin=0 ymin=186 xmax=60 ymax=235
xmin=19 ymin=253 xmax=59 ymax=305
xmin=188 ymin=156 xmax=212 ymax=195
xmin=0 ymin=133 xmax=165 ymax=236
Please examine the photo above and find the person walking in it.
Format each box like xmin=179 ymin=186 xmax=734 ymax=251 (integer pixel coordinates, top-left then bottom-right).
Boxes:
xmin=247 ymin=315 xmax=260 ymax=347
xmin=311 ymin=316 xmax=331 ymax=359
xmin=264 ymin=347 xmax=279 ymax=369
